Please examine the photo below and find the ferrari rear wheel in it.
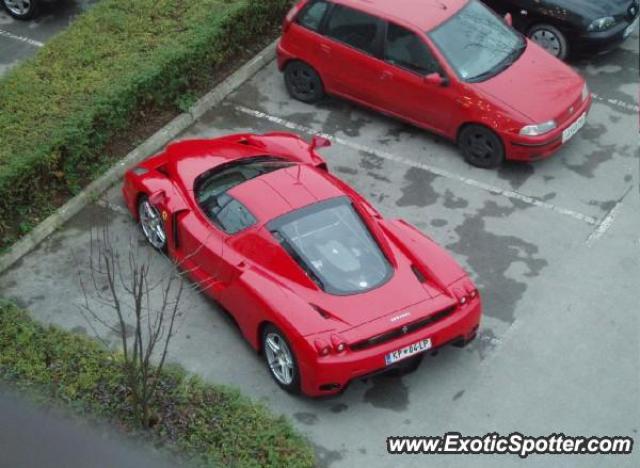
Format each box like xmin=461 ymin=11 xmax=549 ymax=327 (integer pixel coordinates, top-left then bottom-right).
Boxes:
xmin=138 ymin=195 xmax=167 ymax=251
xmin=262 ymin=324 xmax=301 ymax=394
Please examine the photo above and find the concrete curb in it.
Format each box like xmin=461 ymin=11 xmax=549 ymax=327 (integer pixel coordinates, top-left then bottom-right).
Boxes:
xmin=0 ymin=41 xmax=277 ymax=275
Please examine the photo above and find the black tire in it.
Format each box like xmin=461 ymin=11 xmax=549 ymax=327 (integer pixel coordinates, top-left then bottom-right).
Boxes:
xmin=458 ymin=125 xmax=505 ymax=168
xmin=2 ymin=0 xmax=40 ymax=20
xmin=284 ymin=61 xmax=324 ymax=103
xmin=262 ymin=324 xmax=301 ymax=394
xmin=528 ymin=24 xmax=569 ymax=60
xmin=137 ymin=195 xmax=168 ymax=252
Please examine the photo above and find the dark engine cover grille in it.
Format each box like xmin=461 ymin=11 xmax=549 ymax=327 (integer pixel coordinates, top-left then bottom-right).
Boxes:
xmin=350 ymin=305 xmax=456 ymax=351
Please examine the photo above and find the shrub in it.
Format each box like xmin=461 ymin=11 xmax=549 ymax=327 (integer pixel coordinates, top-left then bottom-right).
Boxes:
xmin=0 ymin=0 xmax=290 ymax=249
xmin=0 ymin=301 xmax=314 ymax=467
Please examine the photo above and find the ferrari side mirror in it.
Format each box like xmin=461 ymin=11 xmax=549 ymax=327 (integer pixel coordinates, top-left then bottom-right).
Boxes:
xmin=310 ymin=135 xmax=331 ymax=150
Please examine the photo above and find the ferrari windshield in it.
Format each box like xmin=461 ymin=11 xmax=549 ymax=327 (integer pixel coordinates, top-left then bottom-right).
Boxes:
xmin=269 ymin=197 xmax=391 ymax=295
xmin=429 ymin=0 xmax=525 ymax=82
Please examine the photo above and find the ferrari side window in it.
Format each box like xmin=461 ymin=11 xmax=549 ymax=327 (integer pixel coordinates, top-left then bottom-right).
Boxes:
xmin=210 ymin=194 xmax=256 ymax=235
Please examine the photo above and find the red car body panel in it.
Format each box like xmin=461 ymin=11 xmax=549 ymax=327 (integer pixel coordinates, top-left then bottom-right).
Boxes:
xmin=122 ymin=133 xmax=481 ymax=396
xmin=278 ymin=0 xmax=592 ymax=162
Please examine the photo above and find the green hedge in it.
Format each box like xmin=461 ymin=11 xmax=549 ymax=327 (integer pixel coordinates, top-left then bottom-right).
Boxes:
xmin=0 ymin=302 xmax=314 ymax=467
xmin=0 ymin=0 xmax=289 ymax=248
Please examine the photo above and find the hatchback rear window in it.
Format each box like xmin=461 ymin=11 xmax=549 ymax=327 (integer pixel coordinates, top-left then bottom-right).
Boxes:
xmin=296 ymin=0 xmax=329 ymax=32
xmin=325 ymin=4 xmax=380 ymax=55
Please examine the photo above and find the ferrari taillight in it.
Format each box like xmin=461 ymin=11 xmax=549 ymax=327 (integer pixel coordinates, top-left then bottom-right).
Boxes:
xmin=314 ymin=339 xmax=331 ymax=356
xmin=331 ymin=334 xmax=347 ymax=353
xmin=454 ymin=281 xmax=479 ymax=306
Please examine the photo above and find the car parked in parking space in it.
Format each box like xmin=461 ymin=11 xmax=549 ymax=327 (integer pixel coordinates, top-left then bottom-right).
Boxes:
xmin=481 ymin=0 xmax=640 ymax=60
xmin=122 ymin=132 xmax=482 ymax=397
xmin=277 ymin=0 xmax=592 ymax=168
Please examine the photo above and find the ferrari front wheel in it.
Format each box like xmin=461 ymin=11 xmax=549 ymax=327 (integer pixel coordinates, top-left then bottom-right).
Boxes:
xmin=262 ymin=324 xmax=301 ymax=394
xmin=138 ymin=195 xmax=167 ymax=251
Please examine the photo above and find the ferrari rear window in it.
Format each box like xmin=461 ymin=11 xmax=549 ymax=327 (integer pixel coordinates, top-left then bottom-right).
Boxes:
xmin=268 ymin=197 xmax=391 ymax=295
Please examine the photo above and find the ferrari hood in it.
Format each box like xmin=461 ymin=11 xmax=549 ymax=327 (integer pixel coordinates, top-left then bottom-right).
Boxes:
xmin=473 ymin=40 xmax=584 ymax=123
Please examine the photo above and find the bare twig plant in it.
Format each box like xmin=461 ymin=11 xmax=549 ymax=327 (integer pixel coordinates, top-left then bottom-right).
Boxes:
xmin=76 ymin=213 xmax=185 ymax=429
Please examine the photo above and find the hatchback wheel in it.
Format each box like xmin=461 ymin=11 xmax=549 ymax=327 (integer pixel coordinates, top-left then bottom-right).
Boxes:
xmin=2 ymin=0 xmax=39 ymax=20
xmin=528 ymin=24 xmax=569 ymax=60
xmin=138 ymin=196 xmax=167 ymax=251
xmin=262 ymin=324 xmax=301 ymax=394
xmin=458 ymin=125 xmax=505 ymax=168
xmin=284 ymin=61 xmax=324 ymax=103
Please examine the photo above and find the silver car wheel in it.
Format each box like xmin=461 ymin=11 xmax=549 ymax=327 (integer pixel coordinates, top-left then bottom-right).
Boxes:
xmin=139 ymin=199 xmax=166 ymax=250
xmin=264 ymin=332 xmax=294 ymax=385
xmin=4 ymin=0 xmax=32 ymax=16
xmin=530 ymin=29 xmax=562 ymax=57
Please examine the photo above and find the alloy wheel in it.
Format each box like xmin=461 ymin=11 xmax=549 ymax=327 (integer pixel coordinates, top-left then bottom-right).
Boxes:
xmin=530 ymin=29 xmax=562 ymax=57
xmin=4 ymin=0 xmax=32 ymax=16
xmin=264 ymin=332 xmax=295 ymax=385
xmin=139 ymin=199 xmax=166 ymax=250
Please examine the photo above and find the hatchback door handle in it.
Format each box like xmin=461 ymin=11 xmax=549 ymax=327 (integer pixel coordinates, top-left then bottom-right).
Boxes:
xmin=380 ymin=70 xmax=393 ymax=80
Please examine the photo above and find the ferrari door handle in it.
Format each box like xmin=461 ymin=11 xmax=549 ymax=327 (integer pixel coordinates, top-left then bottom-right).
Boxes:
xmin=380 ymin=70 xmax=393 ymax=80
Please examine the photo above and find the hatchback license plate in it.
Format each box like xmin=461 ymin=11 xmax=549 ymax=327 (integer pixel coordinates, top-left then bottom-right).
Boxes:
xmin=562 ymin=112 xmax=586 ymax=144
xmin=385 ymin=338 xmax=432 ymax=365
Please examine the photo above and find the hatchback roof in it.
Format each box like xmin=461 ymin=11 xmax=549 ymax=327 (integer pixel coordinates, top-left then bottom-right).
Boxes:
xmin=333 ymin=0 xmax=469 ymax=32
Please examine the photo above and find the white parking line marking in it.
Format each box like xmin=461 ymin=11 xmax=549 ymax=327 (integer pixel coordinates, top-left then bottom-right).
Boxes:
xmin=0 ymin=28 xmax=44 ymax=47
xmin=585 ymin=187 xmax=630 ymax=245
xmin=591 ymin=92 xmax=640 ymax=114
xmin=234 ymin=105 xmax=599 ymax=226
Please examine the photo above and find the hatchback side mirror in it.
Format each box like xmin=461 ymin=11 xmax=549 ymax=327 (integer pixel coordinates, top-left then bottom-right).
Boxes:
xmin=504 ymin=13 xmax=513 ymax=26
xmin=310 ymin=135 xmax=331 ymax=150
xmin=425 ymin=72 xmax=446 ymax=86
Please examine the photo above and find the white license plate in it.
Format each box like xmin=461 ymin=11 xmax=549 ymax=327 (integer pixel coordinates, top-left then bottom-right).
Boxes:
xmin=562 ymin=112 xmax=587 ymax=144
xmin=624 ymin=17 xmax=639 ymax=38
xmin=385 ymin=338 xmax=431 ymax=365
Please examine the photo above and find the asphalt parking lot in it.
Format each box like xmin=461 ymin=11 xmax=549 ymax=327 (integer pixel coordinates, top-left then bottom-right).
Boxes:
xmin=0 ymin=0 xmax=96 ymax=76
xmin=1 ymin=30 xmax=638 ymax=468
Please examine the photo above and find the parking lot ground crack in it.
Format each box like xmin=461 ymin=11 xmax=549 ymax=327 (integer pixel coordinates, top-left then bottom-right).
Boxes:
xmin=0 ymin=29 xmax=44 ymax=47
xmin=234 ymin=105 xmax=599 ymax=227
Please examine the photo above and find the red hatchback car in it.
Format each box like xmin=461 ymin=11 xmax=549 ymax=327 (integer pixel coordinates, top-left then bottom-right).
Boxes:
xmin=122 ymin=133 xmax=482 ymax=396
xmin=277 ymin=0 xmax=593 ymax=167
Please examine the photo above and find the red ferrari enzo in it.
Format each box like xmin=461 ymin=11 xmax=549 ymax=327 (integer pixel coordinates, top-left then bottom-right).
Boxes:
xmin=277 ymin=0 xmax=593 ymax=168
xmin=122 ymin=133 xmax=481 ymax=396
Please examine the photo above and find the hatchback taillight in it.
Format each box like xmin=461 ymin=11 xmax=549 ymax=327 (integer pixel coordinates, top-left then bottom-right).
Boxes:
xmin=283 ymin=1 xmax=305 ymax=31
